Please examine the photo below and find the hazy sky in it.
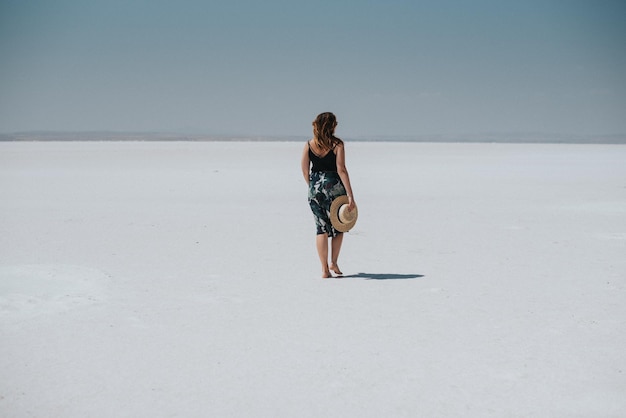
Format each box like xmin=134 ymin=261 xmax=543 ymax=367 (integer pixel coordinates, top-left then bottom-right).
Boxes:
xmin=1 ymin=0 xmax=625 ymax=137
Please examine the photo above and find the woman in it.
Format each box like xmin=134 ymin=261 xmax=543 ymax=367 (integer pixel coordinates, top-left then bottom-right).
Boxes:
xmin=301 ymin=112 xmax=356 ymax=278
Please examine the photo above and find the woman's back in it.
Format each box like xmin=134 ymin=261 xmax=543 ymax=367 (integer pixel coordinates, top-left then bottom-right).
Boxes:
xmin=308 ymin=140 xmax=338 ymax=172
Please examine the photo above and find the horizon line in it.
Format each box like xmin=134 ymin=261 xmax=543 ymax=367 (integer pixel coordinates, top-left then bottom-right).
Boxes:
xmin=1 ymin=131 xmax=626 ymax=144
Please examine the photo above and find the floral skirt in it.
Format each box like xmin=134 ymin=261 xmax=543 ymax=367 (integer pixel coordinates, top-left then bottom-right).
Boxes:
xmin=308 ymin=171 xmax=347 ymax=237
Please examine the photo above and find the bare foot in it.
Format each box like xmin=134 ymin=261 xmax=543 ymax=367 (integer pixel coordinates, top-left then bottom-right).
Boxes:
xmin=322 ymin=271 xmax=332 ymax=279
xmin=330 ymin=263 xmax=343 ymax=276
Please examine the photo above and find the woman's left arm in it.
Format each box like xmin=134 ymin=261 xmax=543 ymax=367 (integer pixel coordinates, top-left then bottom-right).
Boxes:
xmin=301 ymin=142 xmax=311 ymax=185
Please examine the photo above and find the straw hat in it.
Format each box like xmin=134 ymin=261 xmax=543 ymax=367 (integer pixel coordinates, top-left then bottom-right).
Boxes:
xmin=330 ymin=195 xmax=358 ymax=232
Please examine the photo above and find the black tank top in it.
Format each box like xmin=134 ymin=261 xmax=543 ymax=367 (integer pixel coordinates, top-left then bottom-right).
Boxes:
xmin=308 ymin=141 xmax=337 ymax=172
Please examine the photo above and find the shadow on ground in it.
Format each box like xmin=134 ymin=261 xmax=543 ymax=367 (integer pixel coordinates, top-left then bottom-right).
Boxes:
xmin=343 ymin=273 xmax=424 ymax=280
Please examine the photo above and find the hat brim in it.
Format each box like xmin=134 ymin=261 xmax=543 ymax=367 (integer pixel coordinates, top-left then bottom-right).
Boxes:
xmin=330 ymin=195 xmax=358 ymax=232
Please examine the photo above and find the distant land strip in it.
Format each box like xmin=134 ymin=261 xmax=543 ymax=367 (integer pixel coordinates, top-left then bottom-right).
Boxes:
xmin=1 ymin=132 xmax=625 ymax=144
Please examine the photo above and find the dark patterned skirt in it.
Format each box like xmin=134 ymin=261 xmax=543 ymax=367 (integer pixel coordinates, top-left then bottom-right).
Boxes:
xmin=308 ymin=171 xmax=347 ymax=237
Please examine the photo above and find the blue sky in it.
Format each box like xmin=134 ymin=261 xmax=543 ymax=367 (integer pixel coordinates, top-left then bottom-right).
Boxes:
xmin=1 ymin=0 xmax=624 ymax=137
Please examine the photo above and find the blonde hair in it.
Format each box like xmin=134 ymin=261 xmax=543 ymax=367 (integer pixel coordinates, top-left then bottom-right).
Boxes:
xmin=312 ymin=112 xmax=343 ymax=150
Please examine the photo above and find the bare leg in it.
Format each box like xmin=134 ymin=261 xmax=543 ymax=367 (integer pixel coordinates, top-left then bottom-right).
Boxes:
xmin=330 ymin=233 xmax=344 ymax=275
xmin=316 ymin=233 xmax=331 ymax=278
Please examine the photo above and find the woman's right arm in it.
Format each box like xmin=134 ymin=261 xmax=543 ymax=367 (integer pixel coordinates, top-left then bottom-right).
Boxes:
xmin=335 ymin=143 xmax=356 ymax=210
xmin=301 ymin=142 xmax=310 ymax=185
